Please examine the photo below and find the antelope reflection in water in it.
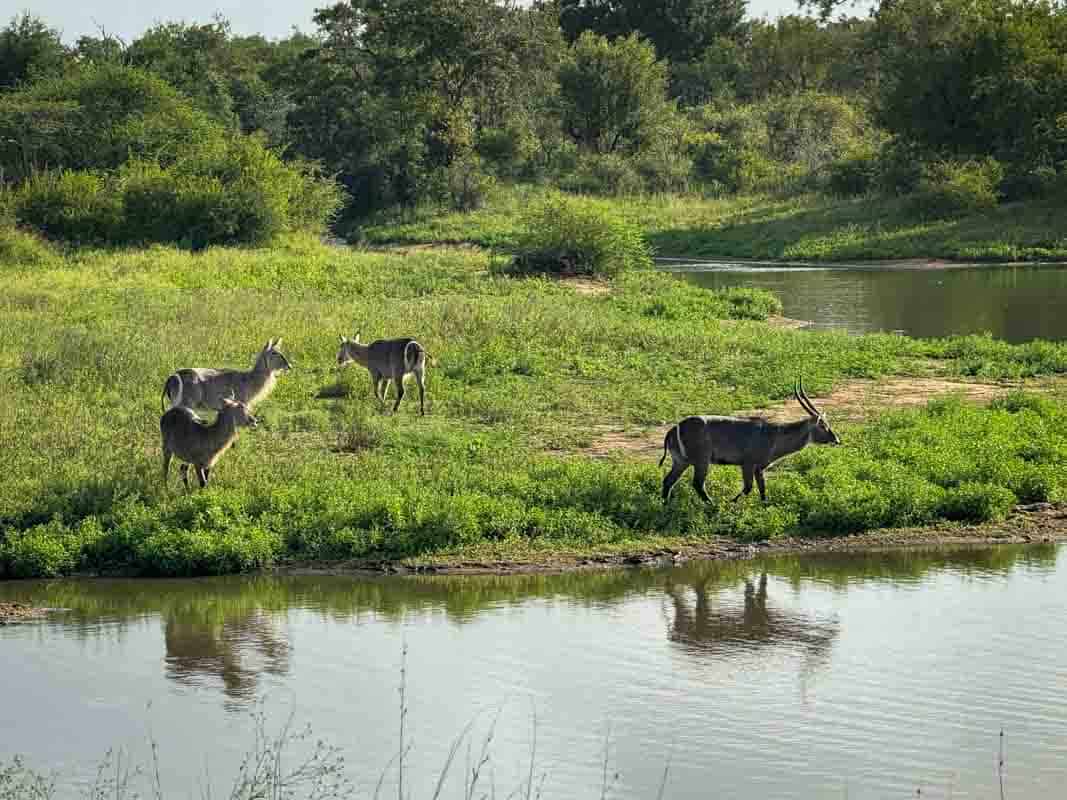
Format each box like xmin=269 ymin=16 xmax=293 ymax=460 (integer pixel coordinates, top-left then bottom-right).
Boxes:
xmin=164 ymin=608 xmax=290 ymax=705
xmin=665 ymin=570 xmax=839 ymax=692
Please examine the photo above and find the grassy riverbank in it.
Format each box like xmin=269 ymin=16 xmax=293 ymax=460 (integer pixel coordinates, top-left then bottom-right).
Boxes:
xmin=361 ymin=186 xmax=1067 ymax=262
xmin=3 ymin=230 xmax=1067 ymax=578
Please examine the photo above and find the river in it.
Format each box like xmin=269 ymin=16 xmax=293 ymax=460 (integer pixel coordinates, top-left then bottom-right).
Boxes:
xmin=2 ymin=545 xmax=1065 ymax=798
xmin=670 ymin=260 xmax=1067 ymax=342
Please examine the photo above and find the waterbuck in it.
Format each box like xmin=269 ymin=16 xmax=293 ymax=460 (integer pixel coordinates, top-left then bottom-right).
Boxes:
xmin=659 ymin=378 xmax=840 ymax=504
xmin=336 ymin=334 xmax=433 ymax=415
xmin=161 ymin=339 xmax=291 ymax=412
xmin=161 ymin=396 xmax=258 ymax=490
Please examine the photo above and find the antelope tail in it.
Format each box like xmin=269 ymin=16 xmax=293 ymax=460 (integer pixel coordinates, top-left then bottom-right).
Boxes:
xmin=162 ymin=373 xmax=182 ymax=411
xmin=659 ymin=426 xmax=675 ymax=467
xmin=404 ymin=340 xmax=430 ymax=371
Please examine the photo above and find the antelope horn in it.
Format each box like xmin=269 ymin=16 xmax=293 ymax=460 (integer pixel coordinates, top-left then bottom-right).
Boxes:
xmin=798 ymin=376 xmax=820 ymax=417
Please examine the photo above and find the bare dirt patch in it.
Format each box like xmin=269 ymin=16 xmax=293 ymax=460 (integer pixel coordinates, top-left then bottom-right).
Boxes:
xmin=559 ymin=276 xmax=612 ymax=296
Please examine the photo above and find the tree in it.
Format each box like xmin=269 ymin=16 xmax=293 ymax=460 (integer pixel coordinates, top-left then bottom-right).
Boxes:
xmin=0 ymin=13 xmax=67 ymax=90
xmin=558 ymin=32 xmax=670 ymax=152
xmin=559 ymin=0 xmax=747 ymax=63
xmin=873 ymin=0 xmax=1067 ymax=167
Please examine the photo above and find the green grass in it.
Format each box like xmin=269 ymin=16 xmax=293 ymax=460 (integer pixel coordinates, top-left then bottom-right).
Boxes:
xmin=4 ymin=232 xmax=1067 ymax=578
xmin=360 ymin=185 xmax=1067 ymax=262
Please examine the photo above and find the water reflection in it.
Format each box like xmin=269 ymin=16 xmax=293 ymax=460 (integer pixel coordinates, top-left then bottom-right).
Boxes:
xmin=164 ymin=608 xmax=289 ymax=703
xmin=680 ymin=263 xmax=1067 ymax=342
xmin=0 ymin=544 xmax=1056 ymax=708
xmin=665 ymin=571 xmax=838 ymax=659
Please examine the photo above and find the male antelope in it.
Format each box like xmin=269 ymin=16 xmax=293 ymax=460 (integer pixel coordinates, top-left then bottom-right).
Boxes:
xmin=660 ymin=378 xmax=840 ymax=504
xmin=161 ymin=397 xmax=258 ymax=490
xmin=336 ymin=334 xmax=432 ymax=415
xmin=161 ymin=339 xmax=291 ymax=412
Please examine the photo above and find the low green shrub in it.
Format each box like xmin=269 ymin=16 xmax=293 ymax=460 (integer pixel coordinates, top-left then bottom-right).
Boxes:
xmin=0 ymin=223 xmax=57 ymax=267
xmin=13 ymin=170 xmax=121 ymax=244
xmin=511 ymin=193 xmax=653 ymax=276
xmin=907 ymin=158 xmax=1004 ymax=219
xmin=558 ymin=152 xmax=645 ymax=196
xmin=442 ymin=154 xmax=496 ymax=212
xmin=827 ymin=147 xmax=880 ymax=197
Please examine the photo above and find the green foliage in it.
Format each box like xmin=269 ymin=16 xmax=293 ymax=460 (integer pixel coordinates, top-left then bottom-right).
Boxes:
xmin=511 ymin=193 xmax=653 ymax=276
xmin=12 ymin=171 xmax=121 ymax=244
xmin=559 ymin=0 xmax=747 ymax=65
xmin=874 ymin=0 xmax=1067 ymax=171
xmin=907 ymin=159 xmax=1004 ymax=220
xmin=558 ymin=33 xmax=671 ymax=154
xmin=558 ymin=152 xmax=646 ymax=196
xmin=0 ymin=224 xmax=57 ymax=266
xmin=3 ymin=64 xmax=221 ymax=175
xmin=827 ymin=147 xmax=880 ymax=197
xmin=0 ymin=13 xmax=67 ymax=90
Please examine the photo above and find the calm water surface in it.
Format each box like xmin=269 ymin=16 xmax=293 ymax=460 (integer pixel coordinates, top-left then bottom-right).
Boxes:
xmin=675 ymin=261 xmax=1067 ymax=342
xmin=2 ymin=545 xmax=1066 ymax=799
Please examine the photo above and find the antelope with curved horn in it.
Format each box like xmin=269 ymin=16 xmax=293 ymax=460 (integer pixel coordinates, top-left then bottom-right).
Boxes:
xmin=659 ymin=377 xmax=840 ymax=504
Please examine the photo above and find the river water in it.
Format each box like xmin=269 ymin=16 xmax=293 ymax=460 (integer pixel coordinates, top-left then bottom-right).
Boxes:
xmin=671 ymin=260 xmax=1067 ymax=342
xmin=2 ymin=545 xmax=1065 ymax=799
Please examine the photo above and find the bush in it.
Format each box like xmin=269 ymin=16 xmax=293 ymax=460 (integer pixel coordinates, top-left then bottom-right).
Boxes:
xmin=827 ymin=147 xmax=880 ymax=197
xmin=13 ymin=170 xmax=121 ymax=244
xmin=633 ymin=143 xmax=693 ymax=194
xmin=442 ymin=155 xmax=496 ymax=212
xmin=907 ymin=158 xmax=1004 ymax=220
xmin=998 ymin=164 xmax=1062 ymax=202
xmin=0 ymin=223 xmax=57 ymax=266
xmin=1 ymin=64 xmax=220 ymax=176
xmin=511 ymin=193 xmax=652 ymax=277
xmin=937 ymin=482 xmax=1016 ymax=522
xmin=558 ymin=152 xmax=645 ymax=196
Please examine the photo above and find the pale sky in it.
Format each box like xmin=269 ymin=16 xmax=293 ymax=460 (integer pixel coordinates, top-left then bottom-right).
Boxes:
xmin=2 ymin=0 xmax=859 ymax=44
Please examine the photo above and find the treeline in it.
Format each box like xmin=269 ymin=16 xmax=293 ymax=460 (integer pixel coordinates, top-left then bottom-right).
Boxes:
xmin=1 ymin=0 xmax=1066 ymax=247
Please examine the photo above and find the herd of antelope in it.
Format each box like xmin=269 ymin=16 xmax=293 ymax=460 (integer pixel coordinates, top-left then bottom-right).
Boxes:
xmin=159 ymin=335 xmax=840 ymax=502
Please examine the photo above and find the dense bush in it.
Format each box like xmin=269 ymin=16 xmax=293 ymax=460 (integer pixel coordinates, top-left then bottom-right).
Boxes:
xmin=827 ymin=147 xmax=880 ymax=196
xmin=510 ymin=193 xmax=653 ymax=276
xmin=907 ymin=158 xmax=1003 ymax=220
xmin=0 ymin=65 xmax=220 ymax=178
xmin=12 ymin=170 xmax=121 ymax=244
xmin=558 ymin=152 xmax=646 ymax=195
xmin=13 ymin=138 xmax=343 ymax=248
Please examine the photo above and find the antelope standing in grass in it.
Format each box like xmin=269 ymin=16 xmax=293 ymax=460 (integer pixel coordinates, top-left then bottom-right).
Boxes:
xmin=161 ymin=396 xmax=258 ymax=490
xmin=161 ymin=339 xmax=291 ymax=412
xmin=660 ymin=378 xmax=840 ymax=504
xmin=336 ymin=334 xmax=433 ymax=415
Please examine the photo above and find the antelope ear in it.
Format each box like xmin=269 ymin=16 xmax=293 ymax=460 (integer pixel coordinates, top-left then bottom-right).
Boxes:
xmin=353 ymin=332 xmax=361 ymax=343
xmin=339 ymin=334 xmax=346 ymax=343
xmin=273 ymin=338 xmax=282 ymax=349
xmin=264 ymin=339 xmax=273 ymax=351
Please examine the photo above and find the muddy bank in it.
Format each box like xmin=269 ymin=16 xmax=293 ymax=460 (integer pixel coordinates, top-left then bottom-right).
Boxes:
xmin=0 ymin=602 xmax=48 ymax=624
xmin=274 ymin=502 xmax=1067 ymax=577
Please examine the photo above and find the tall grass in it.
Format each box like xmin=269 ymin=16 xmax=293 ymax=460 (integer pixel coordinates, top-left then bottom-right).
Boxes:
xmin=2 ymin=236 xmax=1067 ymax=577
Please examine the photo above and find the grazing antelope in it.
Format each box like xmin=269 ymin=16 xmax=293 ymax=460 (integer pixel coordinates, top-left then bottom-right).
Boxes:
xmin=336 ymin=334 xmax=432 ymax=415
xmin=161 ymin=396 xmax=258 ymax=490
xmin=660 ymin=378 xmax=840 ymax=504
xmin=161 ymin=339 xmax=291 ymax=412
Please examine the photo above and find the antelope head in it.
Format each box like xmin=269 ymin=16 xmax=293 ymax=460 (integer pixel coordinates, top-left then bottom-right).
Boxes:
xmin=795 ymin=377 xmax=840 ymax=445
